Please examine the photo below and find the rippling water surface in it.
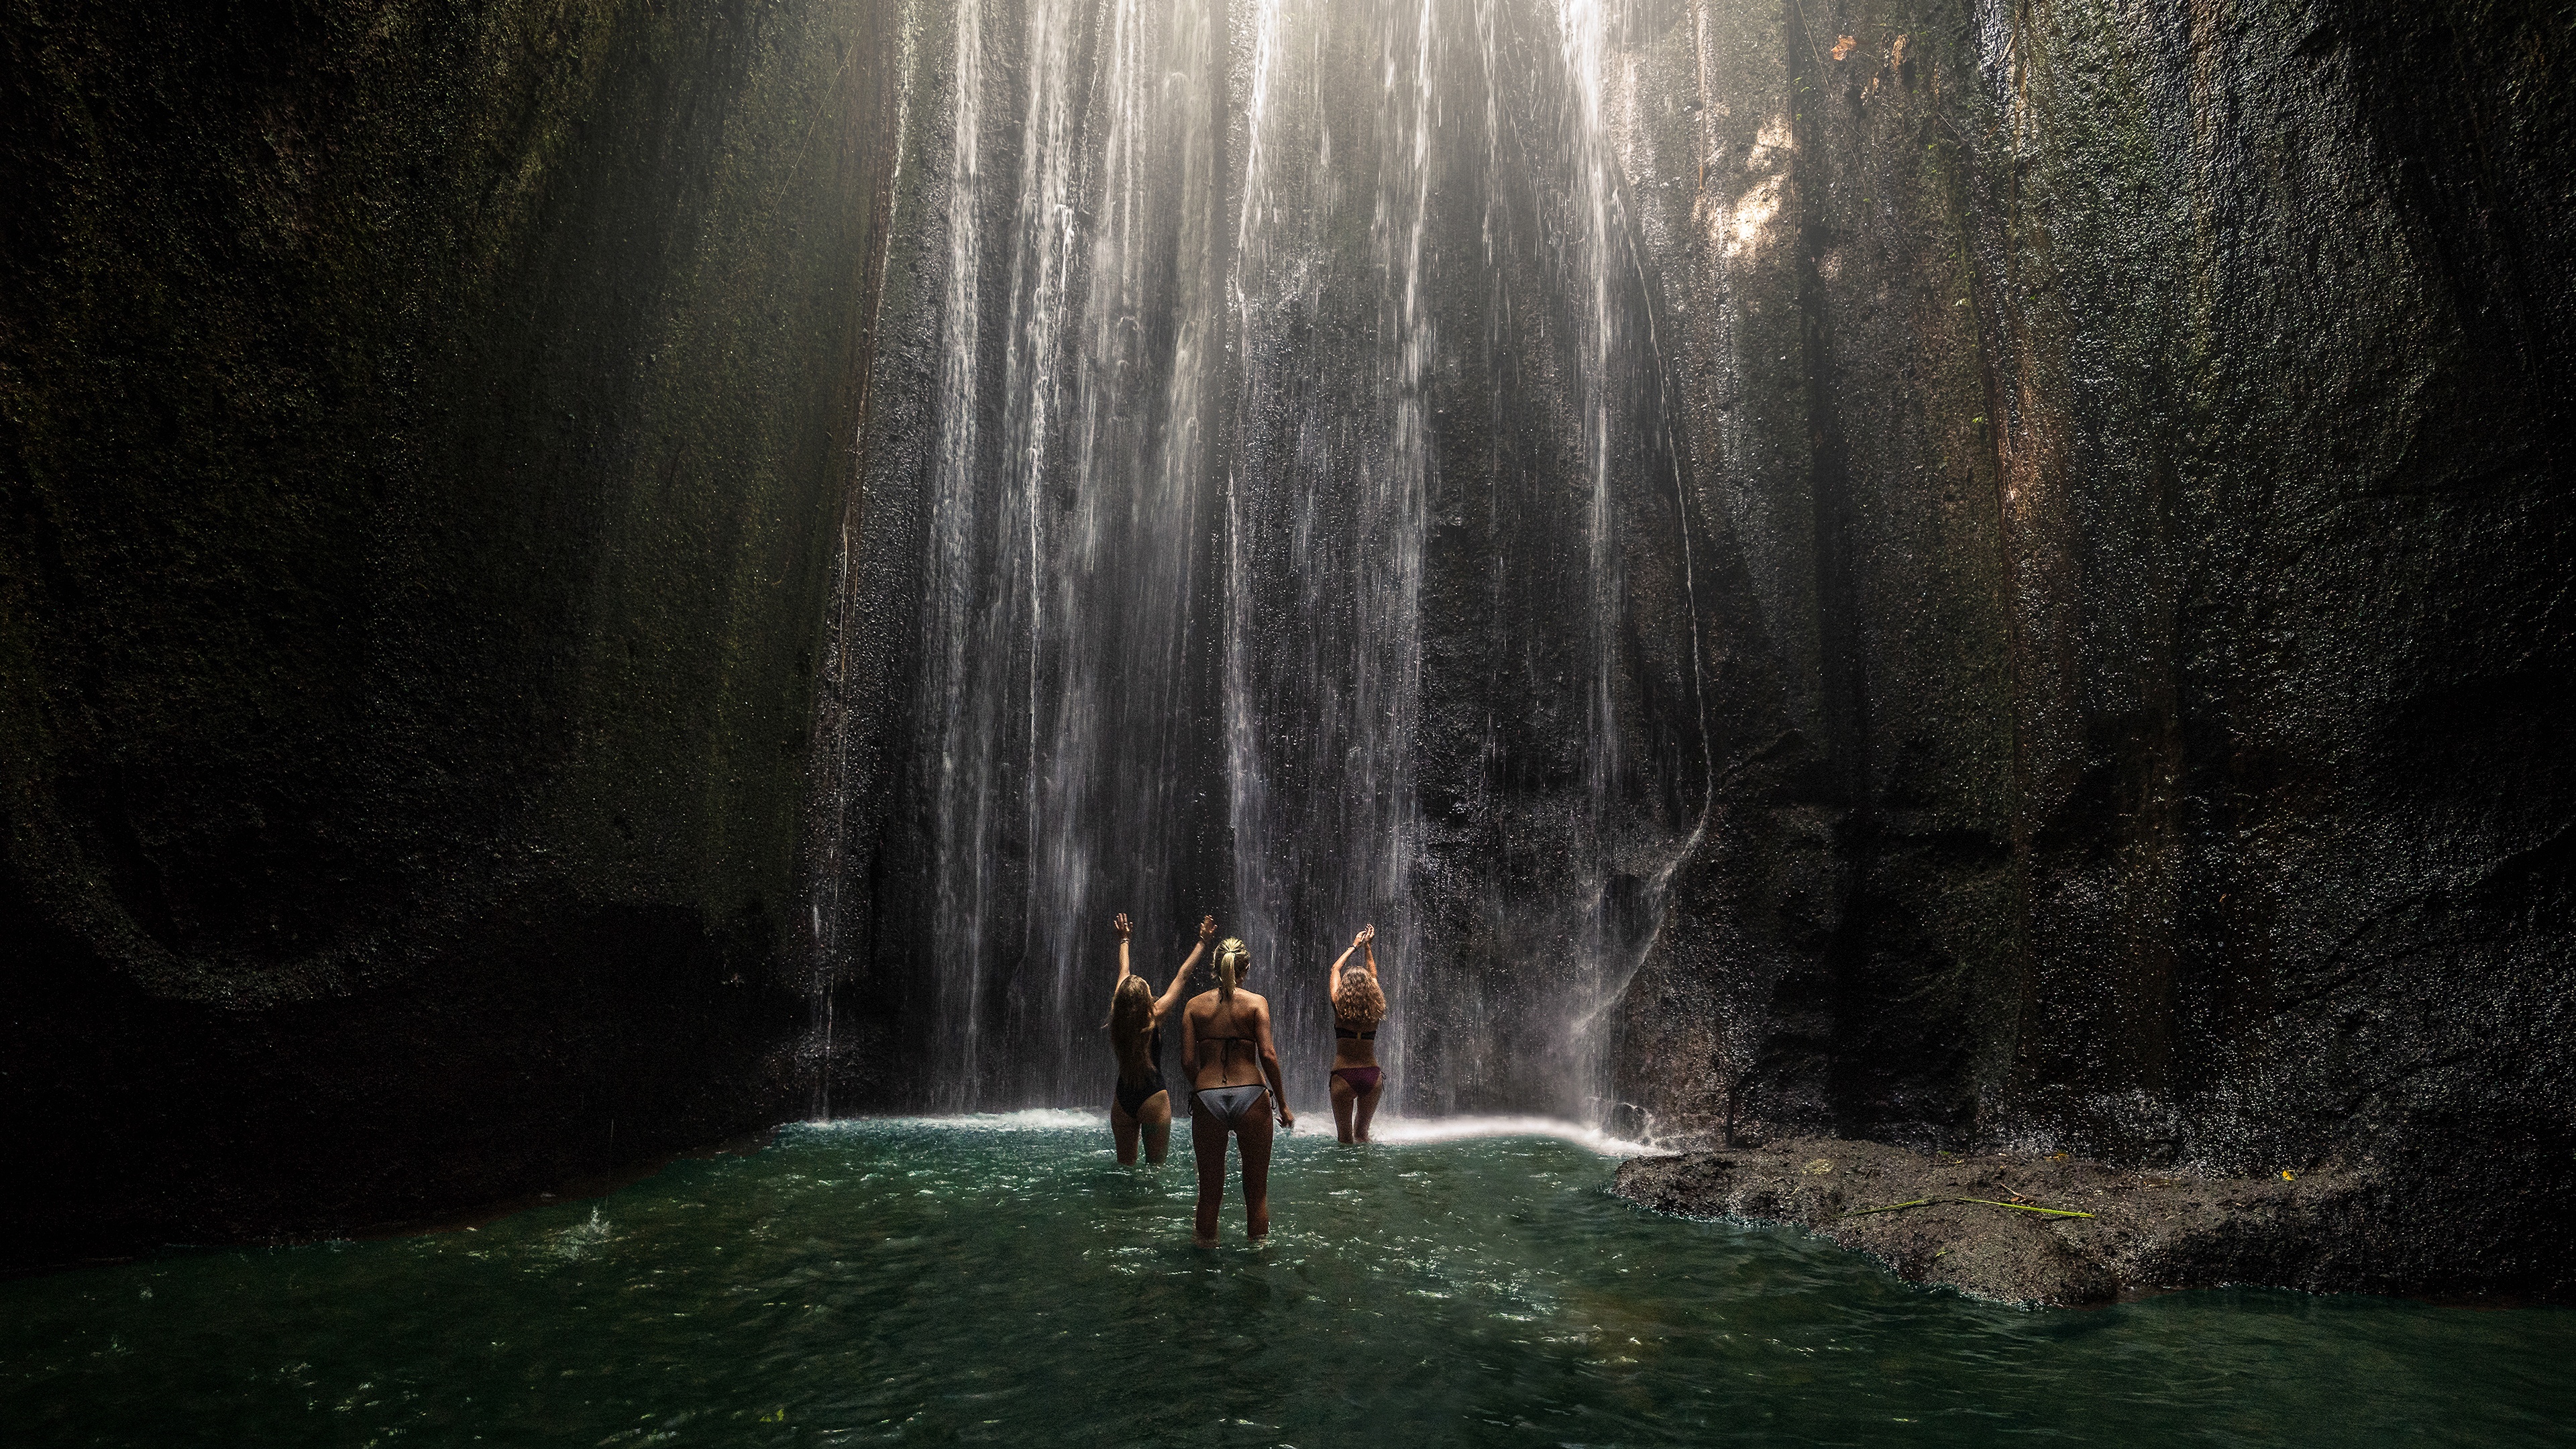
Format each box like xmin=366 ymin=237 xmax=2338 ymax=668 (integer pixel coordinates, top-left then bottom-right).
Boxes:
xmin=5 ymin=1116 xmax=2568 ymax=1446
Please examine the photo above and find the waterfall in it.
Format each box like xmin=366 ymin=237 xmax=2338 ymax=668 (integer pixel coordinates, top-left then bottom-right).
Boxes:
xmin=844 ymin=0 xmax=1706 ymax=1121
xmin=908 ymin=0 xmax=1227 ymax=1110
xmin=1221 ymin=0 xmax=1431 ymax=1115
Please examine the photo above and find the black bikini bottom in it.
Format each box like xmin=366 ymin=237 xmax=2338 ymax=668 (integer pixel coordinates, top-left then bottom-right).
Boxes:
xmin=1115 ymin=1069 xmax=1167 ymax=1119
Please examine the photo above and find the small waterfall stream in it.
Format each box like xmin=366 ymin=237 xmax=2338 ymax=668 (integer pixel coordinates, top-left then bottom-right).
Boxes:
xmin=838 ymin=0 xmax=1710 ymax=1122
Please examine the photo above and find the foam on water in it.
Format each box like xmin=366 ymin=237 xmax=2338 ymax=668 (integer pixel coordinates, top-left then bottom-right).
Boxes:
xmin=812 ymin=1109 xmax=1648 ymax=1156
xmin=1367 ymin=1114 xmax=1649 ymax=1156
xmin=814 ymin=1108 xmax=1106 ymax=1132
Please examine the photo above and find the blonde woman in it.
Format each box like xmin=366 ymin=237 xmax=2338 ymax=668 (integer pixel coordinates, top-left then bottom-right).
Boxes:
xmin=1181 ymin=936 xmax=1293 ymax=1244
xmin=1325 ymin=924 xmax=1387 ymax=1143
xmin=1106 ymin=912 xmax=1213 ymax=1165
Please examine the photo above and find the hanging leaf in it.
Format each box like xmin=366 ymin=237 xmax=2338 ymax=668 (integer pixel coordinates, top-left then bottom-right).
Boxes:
xmin=1831 ymin=34 xmax=1859 ymax=62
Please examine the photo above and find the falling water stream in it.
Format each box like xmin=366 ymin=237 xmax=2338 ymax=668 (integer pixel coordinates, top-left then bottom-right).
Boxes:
xmin=911 ymin=0 xmax=1229 ymax=1109
xmin=853 ymin=0 xmax=1711 ymax=1124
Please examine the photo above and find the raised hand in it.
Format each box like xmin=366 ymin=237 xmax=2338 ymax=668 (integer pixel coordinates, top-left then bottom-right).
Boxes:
xmin=1113 ymin=912 xmax=1132 ymax=940
xmin=1198 ymin=914 xmax=1219 ymax=943
xmin=1354 ymin=923 xmax=1375 ymax=948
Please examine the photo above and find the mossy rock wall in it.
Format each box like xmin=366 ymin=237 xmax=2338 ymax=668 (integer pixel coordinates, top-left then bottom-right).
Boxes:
xmin=0 ymin=0 xmax=898 ymax=1267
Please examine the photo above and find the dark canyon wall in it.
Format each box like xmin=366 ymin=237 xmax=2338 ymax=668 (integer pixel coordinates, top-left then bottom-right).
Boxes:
xmin=1 ymin=0 xmax=897 ymax=1270
xmin=1611 ymin=0 xmax=2574 ymax=1293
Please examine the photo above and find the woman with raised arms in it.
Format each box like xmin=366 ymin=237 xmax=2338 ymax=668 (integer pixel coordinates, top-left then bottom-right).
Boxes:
xmin=1325 ymin=924 xmax=1387 ymax=1143
xmin=1104 ymin=912 xmax=1213 ymax=1165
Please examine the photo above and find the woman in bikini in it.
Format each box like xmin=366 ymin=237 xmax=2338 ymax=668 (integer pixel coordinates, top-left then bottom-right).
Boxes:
xmin=1181 ymin=936 xmax=1293 ymax=1245
xmin=1105 ymin=912 xmax=1214 ymax=1165
xmin=1326 ymin=924 xmax=1387 ymax=1143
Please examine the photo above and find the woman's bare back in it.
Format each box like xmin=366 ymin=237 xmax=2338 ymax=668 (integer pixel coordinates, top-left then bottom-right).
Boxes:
xmin=1184 ymin=989 xmax=1271 ymax=1089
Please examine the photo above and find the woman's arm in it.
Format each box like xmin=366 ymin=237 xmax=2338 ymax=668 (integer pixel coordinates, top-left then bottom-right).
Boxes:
xmin=1361 ymin=922 xmax=1378 ymax=979
xmin=1255 ymin=999 xmax=1294 ymax=1128
xmin=1157 ymin=914 xmax=1216 ymax=1018
xmin=1326 ymin=936 xmax=1359 ymax=1000
xmin=1179 ymin=999 xmax=1199 ymax=1080
xmin=1113 ymin=913 xmax=1133 ymax=985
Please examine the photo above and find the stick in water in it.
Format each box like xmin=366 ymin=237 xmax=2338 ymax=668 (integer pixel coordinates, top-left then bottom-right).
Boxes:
xmin=1952 ymin=1196 xmax=2094 ymax=1218
xmin=1843 ymin=1196 xmax=2095 ymax=1220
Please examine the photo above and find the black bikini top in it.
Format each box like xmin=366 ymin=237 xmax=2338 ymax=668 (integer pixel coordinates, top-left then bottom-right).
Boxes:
xmin=1200 ymin=1001 xmax=1258 ymax=1062
xmin=1334 ymin=1025 xmax=1377 ymax=1040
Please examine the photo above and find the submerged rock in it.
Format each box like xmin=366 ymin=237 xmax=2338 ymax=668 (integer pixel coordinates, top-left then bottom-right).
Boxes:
xmin=1617 ymin=1138 xmax=2409 ymax=1307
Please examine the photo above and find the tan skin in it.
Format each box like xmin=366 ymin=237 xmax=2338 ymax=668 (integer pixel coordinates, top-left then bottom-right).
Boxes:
xmin=1326 ymin=924 xmax=1385 ymax=1144
xmin=1181 ymin=956 xmax=1293 ymax=1246
xmin=1108 ymin=913 xmax=1214 ymax=1165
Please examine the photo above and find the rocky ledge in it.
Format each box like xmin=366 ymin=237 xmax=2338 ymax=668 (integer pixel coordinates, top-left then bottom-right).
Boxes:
xmin=1615 ymin=1138 xmax=2397 ymax=1307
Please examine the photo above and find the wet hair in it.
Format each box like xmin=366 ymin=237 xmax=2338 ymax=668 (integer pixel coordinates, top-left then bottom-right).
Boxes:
xmin=1334 ymin=966 xmax=1387 ymax=1028
xmin=1106 ymin=974 xmax=1155 ymax=1079
xmin=1214 ymin=938 xmax=1250 ymax=1003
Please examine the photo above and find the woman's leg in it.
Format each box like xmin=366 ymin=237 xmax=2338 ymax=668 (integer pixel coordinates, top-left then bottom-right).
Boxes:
xmin=1352 ymin=1075 xmax=1385 ymax=1143
xmin=1238 ymin=1099 xmax=1277 ymax=1240
xmin=1190 ymin=1095 xmax=1228 ymax=1245
xmin=1329 ymin=1072 xmax=1358 ymax=1144
xmin=1112 ymin=1095 xmax=1141 ymax=1165
xmin=1140 ymin=1089 xmax=1173 ymax=1165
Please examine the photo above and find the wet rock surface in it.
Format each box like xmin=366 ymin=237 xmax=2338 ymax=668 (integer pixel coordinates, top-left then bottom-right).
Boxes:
xmin=1617 ymin=1136 xmax=2446 ymax=1307
xmin=1606 ymin=0 xmax=2576 ymax=1298
xmin=1 ymin=0 xmax=899 ymax=1270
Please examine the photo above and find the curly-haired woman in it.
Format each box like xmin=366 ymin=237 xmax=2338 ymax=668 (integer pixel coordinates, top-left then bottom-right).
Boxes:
xmin=1324 ymin=924 xmax=1387 ymax=1144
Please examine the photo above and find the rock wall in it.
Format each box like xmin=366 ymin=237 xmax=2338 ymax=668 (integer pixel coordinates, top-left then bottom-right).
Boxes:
xmin=0 ymin=0 xmax=899 ymax=1269
xmin=1611 ymin=0 xmax=2573 ymax=1289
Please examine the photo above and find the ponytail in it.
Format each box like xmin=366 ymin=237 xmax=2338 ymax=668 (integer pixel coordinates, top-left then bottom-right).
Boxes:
xmin=1214 ymin=938 xmax=1250 ymax=1004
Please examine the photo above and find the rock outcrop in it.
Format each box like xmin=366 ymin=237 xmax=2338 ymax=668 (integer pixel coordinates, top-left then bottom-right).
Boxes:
xmin=1617 ymin=1136 xmax=2563 ymax=1305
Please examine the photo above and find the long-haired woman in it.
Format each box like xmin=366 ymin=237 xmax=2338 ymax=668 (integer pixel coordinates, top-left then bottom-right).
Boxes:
xmin=1106 ymin=912 xmax=1212 ymax=1165
xmin=1181 ymin=936 xmax=1293 ymax=1245
xmin=1325 ymin=924 xmax=1387 ymax=1143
